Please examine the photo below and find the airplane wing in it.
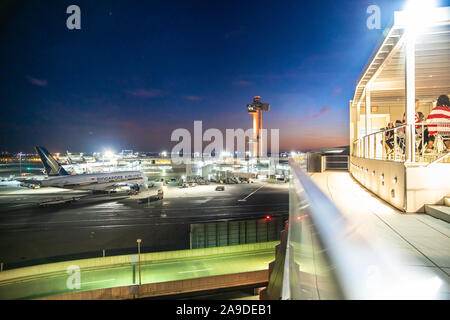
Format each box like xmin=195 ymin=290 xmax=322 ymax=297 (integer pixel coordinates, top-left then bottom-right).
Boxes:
xmin=15 ymin=178 xmax=43 ymax=188
xmin=104 ymin=182 xmax=142 ymax=191
xmin=0 ymin=191 xmax=90 ymax=208
xmin=38 ymin=196 xmax=83 ymax=207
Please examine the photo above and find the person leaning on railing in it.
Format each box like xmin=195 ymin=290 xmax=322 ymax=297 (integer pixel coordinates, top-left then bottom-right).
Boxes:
xmin=395 ymin=120 xmax=406 ymax=153
xmin=416 ymin=112 xmax=425 ymax=152
xmin=401 ymin=99 xmax=421 ymax=152
xmin=384 ymin=121 xmax=395 ymax=154
xmin=417 ymin=112 xmax=425 ymax=133
xmin=425 ymin=94 xmax=450 ymax=152
xmin=402 ymin=98 xmax=420 ymax=129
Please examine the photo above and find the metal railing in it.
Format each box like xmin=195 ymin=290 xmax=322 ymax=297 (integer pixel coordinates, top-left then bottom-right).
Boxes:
xmin=352 ymin=122 xmax=450 ymax=164
xmin=281 ymin=158 xmax=444 ymax=299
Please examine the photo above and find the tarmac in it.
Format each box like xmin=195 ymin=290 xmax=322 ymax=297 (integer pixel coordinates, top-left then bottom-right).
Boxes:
xmin=0 ymin=182 xmax=288 ymax=268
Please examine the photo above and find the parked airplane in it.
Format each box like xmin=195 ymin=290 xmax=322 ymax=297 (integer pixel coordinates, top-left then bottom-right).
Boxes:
xmin=28 ymin=146 xmax=147 ymax=191
xmin=66 ymin=151 xmax=86 ymax=164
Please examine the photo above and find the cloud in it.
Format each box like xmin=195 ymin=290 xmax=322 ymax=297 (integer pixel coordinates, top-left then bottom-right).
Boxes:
xmin=126 ymin=88 xmax=164 ymax=98
xmin=233 ymin=80 xmax=252 ymax=87
xmin=183 ymin=95 xmax=203 ymax=101
xmin=26 ymin=75 xmax=48 ymax=87
xmin=332 ymin=87 xmax=342 ymax=97
xmin=311 ymin=105 xmax=332 ymax=119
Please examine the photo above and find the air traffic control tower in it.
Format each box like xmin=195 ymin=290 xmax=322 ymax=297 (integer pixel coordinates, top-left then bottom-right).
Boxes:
xmin=247 ymin=96 xmax=270 ymax=157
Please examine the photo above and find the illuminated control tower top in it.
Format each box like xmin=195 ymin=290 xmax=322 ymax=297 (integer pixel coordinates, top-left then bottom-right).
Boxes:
xmin=247 ymin=96 xmax=270 ymax=158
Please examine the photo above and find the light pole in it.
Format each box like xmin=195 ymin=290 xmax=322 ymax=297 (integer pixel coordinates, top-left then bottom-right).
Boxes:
xmin=19 ymin=152 xmax=22 ymax=175
xmin=136 ymin=239 xmax=142 ymax=285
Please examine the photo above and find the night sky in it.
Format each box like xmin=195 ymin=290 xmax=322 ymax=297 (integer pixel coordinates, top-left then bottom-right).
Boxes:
xmin=1 ymin=0 xmax=448 ymax=153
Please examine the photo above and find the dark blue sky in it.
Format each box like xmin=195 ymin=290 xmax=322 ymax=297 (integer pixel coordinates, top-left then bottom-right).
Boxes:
xmin=1 ymin=0 xmax=448 ymax=153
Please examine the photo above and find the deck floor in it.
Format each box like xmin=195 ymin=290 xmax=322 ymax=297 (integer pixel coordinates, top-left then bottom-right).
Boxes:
xmin=310 ymin=171 xmax=450 ymax=299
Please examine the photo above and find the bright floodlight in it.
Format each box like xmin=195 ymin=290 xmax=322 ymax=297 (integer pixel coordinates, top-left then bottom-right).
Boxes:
xmin=103 ymin=150 xmax=114 ymax=159
xmin=404 ymin=0 xmax=437 ymax=34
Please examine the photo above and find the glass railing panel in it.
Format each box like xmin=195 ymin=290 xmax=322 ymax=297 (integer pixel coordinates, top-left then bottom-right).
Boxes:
xmin=283 ymin=161 xmax=344 ymax=300
xmin=283 ymin=158 xmax=445 ymax=299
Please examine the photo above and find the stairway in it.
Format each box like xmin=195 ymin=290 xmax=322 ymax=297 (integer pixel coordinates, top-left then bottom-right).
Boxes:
xmin=424 ymin=196 xmax=450 ymax=223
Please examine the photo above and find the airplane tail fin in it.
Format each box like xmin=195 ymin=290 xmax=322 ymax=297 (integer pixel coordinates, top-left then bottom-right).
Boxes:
xmin=66 ymin=151 xmax=74 ymax=164
xmin=35 ymin=146 xmax=70 ymax=176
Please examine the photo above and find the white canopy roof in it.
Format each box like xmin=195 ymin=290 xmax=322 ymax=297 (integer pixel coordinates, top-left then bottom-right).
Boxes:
xmin=352 ymin=6 xmax=450 ymax=108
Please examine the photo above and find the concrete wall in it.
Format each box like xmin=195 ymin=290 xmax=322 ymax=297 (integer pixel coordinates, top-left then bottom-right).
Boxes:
xmin=350 ymin=157 xmax=450 ymax=212
xmin=405 ymin=163 xmax=450 ymax=212
xmin=39 ymin=270 xmax=268 ymax=300
xmin=307 ymin=153 xmax=323 ymax=173
xmin=350 ymin=157 xmax=406 ymax=211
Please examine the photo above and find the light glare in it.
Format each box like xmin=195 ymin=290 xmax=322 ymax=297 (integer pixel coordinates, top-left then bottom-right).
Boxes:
xmin=404 ymin=0 xmax=437 ymax=34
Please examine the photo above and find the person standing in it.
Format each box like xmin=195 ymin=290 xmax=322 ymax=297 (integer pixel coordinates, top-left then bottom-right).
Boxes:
xmin=403 ymin=98 xmax=420 ymax=126
xmin=425 ymin=95 xmax=450 ymax=151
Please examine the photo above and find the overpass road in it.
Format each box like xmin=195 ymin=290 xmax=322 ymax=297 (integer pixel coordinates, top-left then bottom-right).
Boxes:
xmin=0 ymin=245 xmax=275 ymax=300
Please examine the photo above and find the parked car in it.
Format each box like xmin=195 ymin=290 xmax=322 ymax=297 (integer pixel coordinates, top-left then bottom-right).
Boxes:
xmin=215 ymin=186 xmax=225 ymax=191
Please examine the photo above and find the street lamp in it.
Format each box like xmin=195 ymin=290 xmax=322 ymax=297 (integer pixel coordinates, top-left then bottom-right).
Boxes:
xmin=136 ymin=239 xmax=142 ymax=285
xmin=19 ymin=152 xmax=22 ymax=175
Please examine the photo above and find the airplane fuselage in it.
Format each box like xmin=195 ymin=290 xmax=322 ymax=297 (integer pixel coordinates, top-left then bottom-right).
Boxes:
xmin=40 ymin=171 xmax=145 ymax=190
